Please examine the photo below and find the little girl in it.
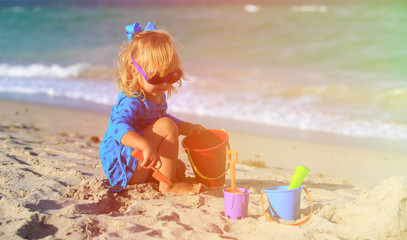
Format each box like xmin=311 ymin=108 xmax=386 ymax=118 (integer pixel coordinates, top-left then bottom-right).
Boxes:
xmin=99 ymin=22 xmax=205 ymax=194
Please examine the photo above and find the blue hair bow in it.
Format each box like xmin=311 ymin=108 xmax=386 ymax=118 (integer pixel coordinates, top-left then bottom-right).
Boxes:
xmin=125 ymin=21 xmax=157 ymax=42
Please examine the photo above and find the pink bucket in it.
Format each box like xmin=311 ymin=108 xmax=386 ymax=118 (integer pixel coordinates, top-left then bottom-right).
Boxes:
xmin=223 ymin=188 xmax=250 ymax=220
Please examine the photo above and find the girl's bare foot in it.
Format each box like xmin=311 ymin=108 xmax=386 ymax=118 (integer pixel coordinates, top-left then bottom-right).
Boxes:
xmin=159 ymin=182 xmax=205 ymax=194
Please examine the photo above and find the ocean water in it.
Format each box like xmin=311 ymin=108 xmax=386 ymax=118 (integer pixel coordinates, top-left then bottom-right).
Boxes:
xmin=1 ymin=0 xmax=406 ymax=142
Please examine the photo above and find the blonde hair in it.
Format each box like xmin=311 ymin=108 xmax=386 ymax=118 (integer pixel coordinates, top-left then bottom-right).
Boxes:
xmin=115 ymin=30 xmax=183 ymax=99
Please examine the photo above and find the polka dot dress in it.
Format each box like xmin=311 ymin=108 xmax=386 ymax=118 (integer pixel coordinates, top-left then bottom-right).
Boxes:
xmin=99 ymin=92 xmax=182 ymax=191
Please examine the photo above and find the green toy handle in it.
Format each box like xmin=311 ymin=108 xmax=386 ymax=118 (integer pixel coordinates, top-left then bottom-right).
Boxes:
xmin=288 ymin=166 xmax=310 ymax=189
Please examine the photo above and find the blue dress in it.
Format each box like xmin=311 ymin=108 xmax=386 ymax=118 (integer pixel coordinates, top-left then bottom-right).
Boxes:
xmin=99 ymin=92 xmax=182 ymax=191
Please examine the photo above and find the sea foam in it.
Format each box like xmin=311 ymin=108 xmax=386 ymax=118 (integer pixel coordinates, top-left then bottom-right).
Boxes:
xmin=0 ymin=63 xmax=88 ymax=79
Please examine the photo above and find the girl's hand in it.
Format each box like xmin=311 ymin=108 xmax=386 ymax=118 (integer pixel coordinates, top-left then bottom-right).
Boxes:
xmin=179 ymin=122 xmax=206 ymax=136
xmin=140 ymin=145 xmax=161 ymax=169
xmin=188 ymin=123 xmax=205 ymax=135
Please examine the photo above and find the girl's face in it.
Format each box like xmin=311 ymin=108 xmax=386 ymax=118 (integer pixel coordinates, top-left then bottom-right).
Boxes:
xmin=142 ymin=79 xmax=171 ymax=99
xmin=130 ymin=61 xmax=179 ymax=102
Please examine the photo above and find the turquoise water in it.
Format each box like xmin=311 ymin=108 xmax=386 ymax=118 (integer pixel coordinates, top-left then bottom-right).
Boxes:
xmin=1 ymin=0 xmax=406 ymax=140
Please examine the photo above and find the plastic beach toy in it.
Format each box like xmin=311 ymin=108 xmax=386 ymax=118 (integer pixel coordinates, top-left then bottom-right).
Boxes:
xmin=223 ymin=188 xmax=250 ymax=220
xmin=225 ymin=151 xmax=243 ymax=194
xmin=222 ymin=149 xmax=251 ymax=219
xmin=260 ymin=165 xmax=313 ymax=225
xmin=182 ymin=129 xmax=230 ymax=187
xmin=288 ymin=165 xmax=310 ymax=189
xmin=131 ymin=149 xmax=173 ymax=185
xmin=261 ymin=185 xmax=313 ymax=225
xmin=223 ymin=154 xmax=250 ymax=219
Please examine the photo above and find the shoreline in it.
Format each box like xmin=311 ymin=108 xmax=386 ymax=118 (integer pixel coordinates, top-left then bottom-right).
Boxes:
xmin=2 ymin=92 xmax=407 ymax=154
xmin=1 ymin=98 xmax=406 ymax=239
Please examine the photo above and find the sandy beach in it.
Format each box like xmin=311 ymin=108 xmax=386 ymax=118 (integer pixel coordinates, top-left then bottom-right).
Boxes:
xmin=0 ymin=99 xmax=406 ymax=239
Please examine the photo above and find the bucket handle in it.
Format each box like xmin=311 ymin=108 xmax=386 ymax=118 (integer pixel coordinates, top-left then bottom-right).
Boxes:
xmin=184 ymin=147 xmax=231 ymax=181
xmin=261 ymin=184 xmax=313 ymax=226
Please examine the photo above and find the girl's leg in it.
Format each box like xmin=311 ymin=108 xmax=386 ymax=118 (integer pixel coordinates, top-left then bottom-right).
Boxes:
xmin=128 ymin=162 xmax=151 ymax=185
xmin=142 ymin=117 xmax=201 ymax=194
xmin=128 ymin=131 xmax=186 ymax=184
xmin=176 ymin=159 xmax=186 ymax=181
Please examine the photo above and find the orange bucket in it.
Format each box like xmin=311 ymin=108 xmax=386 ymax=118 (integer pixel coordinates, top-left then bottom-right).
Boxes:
xmin=182 ymin=129 xmax=230 ymax=187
